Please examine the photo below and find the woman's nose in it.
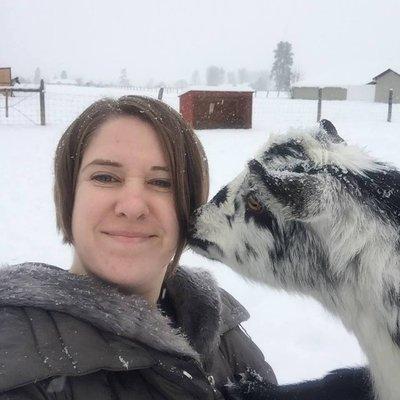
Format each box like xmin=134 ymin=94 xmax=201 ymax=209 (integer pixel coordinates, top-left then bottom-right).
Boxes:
xmin=114 ymin=183 xmax=150 ymax=221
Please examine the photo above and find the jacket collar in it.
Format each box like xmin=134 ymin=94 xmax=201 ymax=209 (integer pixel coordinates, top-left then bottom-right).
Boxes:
xmin=0 ymin=262 xmax=248 ymax=361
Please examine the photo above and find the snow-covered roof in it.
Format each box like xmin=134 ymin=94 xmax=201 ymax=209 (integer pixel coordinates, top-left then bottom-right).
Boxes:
xmin=180 ymin=85 xmax=253 ymax=95
xmin=292 ymin=80 xmax=350 ymax=89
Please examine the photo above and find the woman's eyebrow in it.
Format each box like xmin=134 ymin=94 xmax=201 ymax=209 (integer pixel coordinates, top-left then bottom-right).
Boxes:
xmin=82 ymin=159 xmax=169 ymax=172
xmin=82 ymin=159 xmax=122 ymax=172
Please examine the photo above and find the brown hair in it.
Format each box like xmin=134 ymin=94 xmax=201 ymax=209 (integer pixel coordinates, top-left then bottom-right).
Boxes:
xmin=54 ymin=95 xmax=209 ymax=277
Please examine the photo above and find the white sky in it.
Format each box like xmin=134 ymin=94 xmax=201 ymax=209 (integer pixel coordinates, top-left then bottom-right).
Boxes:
xmin=2 ymin=0 xmax=400 ymax=85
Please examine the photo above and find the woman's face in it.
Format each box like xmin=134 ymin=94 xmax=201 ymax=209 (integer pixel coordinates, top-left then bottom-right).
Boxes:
xmin=71 ymin=115 xmax=179 ymax=303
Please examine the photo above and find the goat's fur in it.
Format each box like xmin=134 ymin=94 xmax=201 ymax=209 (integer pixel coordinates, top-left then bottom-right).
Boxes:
xmin=189 ymin=120 xmax=400 ymax=400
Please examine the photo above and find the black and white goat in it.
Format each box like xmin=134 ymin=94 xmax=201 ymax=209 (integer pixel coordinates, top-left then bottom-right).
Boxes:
xmin=189 ymin=121 xmax=400 ymax=400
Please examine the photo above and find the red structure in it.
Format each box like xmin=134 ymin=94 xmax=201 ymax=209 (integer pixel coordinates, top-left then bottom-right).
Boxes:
xmin=179 ymin=90 xmax=253 ymax=129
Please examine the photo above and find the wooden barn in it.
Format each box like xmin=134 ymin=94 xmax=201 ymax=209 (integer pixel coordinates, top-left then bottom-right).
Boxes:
xmin=179 ymin=89 xmax=253 ymax=129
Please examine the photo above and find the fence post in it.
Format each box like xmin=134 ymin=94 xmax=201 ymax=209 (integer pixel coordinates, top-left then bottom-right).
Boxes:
xmin=158 ymin=87 xmax=164 ymax=100
xmin=387 ymin=89 xmax=393 ymax=123
xmin=5 ymin=89 xmax=9 ymax=118
xmin=317 ymin=88 xmax=322 ymax=122
xmin=39 ymin=79 xmax=46 ymax=126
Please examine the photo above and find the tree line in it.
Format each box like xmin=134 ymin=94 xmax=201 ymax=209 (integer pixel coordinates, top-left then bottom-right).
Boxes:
xmin=22 ymin=41 xmax=299 ymax=90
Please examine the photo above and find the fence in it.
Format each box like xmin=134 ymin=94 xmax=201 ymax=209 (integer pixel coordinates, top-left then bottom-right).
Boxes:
xmin=0 ymin=84 xmax=398 ymax=127
xmin=0 ymin=80 xmax=45 ymax=125
xmin=315 ymin=88 xmax=395 ymax=123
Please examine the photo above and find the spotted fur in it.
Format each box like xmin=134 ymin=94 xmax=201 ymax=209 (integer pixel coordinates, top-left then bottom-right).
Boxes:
xmin=189 ymin=120 xmax=400 ymax=400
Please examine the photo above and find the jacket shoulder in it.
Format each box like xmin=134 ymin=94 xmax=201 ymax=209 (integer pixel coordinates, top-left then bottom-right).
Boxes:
xmin=0 ymin=305 xmax=154 ymax=393
xmin=218 ymin=288 xmax=250 ymax=333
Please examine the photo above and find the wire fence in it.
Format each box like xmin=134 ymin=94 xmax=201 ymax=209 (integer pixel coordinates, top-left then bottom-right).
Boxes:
xmin=0 ymin=85 xmax=398 ymax=128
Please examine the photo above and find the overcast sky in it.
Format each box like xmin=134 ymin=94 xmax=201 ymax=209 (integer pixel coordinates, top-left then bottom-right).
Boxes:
xmin=2 ymin=0 xmax=400 ymax=85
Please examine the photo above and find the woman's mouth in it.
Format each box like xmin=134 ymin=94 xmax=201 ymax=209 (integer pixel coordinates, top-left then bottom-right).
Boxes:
xmin=103 ymin=231 xmax=157 ymax=244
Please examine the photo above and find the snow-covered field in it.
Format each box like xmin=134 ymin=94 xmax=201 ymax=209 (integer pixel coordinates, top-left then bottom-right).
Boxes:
xmin=1 ymin=85 xmax=399 ymax=384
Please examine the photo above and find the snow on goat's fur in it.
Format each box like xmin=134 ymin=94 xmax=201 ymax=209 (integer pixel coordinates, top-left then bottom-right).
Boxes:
xmin=189 ymin=120 xmax=400 ymax=400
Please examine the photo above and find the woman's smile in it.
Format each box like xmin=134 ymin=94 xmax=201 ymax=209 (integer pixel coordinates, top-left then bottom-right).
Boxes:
xmin=102 ymin=230 xmax=157 ymax=245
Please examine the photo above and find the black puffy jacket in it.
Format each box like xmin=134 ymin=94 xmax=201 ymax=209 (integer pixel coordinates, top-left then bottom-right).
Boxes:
xmin=0 ymin=263 xmax=276 ymax=399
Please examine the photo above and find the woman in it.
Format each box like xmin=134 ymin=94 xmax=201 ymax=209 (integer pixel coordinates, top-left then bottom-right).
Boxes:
xmin=0 ymin=96 xmax=276 ymax=399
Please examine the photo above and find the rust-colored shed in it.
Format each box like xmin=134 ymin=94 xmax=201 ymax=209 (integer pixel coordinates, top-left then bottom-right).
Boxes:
xmin=179 ymin=89 xmax=253 ymax=129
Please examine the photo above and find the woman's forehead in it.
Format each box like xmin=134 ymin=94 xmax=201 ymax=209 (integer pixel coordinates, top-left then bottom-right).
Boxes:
xmin=82 ymin=116 xmax=169 ymax=168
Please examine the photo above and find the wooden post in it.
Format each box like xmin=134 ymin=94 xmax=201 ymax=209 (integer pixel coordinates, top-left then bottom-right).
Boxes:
xmin=158 ymin=87 xmax=164 ymax=100
xmin=317 ymin=88 xmax=322 ymax=122
xmin=39 ymin=79 xmax=46 ymax=126
xmin=387 ymin=89 xmax=393 ymax=123
xmin=5 ymin=89 xmax=9 ymax=118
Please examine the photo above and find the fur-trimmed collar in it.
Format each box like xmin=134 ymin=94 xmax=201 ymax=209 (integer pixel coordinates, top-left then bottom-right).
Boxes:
xmin=0 ymin=263 xmax=248 ymax=362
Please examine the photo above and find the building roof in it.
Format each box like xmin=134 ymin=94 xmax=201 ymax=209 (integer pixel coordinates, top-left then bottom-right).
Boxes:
xmin=179 ymin=85 xmax=253 ymax=96
xmin=369 ymin=68 xmax=400 ymax=83
xmin=292 ymin=80 xmax=349 ymax=89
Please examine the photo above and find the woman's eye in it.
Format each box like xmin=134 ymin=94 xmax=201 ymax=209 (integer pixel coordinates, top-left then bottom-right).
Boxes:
xmin=148 ymin=179 xmax=172 ymax=189
xmin=91 ymin=174 xmax=118 ymax=183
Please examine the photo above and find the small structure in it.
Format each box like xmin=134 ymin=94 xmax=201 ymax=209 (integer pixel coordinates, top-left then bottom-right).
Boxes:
xmin=179 ymin=88 xmax=253 ymax=129
xmin=368 ymin=69 xmax=400 ymax=103
xmin=291 ymin=82 xmax=347 ymax=101
xmin=0 ymin=67 xmax=11 ymax=86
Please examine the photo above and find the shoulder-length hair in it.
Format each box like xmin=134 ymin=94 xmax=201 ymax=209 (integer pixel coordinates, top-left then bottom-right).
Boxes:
xmin=54 ymin=95 xmax=209 ymax=277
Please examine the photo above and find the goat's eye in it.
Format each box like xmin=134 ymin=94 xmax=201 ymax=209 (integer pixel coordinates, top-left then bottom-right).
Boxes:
xmin=246 ymin=194 xmax=263 ymax=213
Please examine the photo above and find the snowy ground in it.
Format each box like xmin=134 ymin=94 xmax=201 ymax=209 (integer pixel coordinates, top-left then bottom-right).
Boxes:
xmin=1 ymin=85 xmax=400 ymax=384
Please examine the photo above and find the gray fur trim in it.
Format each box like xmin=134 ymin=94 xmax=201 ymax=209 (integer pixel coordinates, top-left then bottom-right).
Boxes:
xmin=0 ymin=263 xmax=204 ymax=360
xmin=166 ymin=267 xmax=221 ymax=360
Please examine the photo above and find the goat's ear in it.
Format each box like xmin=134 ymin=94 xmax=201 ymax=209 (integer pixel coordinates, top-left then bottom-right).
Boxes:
xmin=315 ymin=119 xmax=346 ymax=145
xmin=258 ymin=166 xmax=325 ymax=220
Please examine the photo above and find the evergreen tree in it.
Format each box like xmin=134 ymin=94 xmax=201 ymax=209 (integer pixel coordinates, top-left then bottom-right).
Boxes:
xmin=251 ymin=71 xmax=270 ymax=91
xmin=206 ymin=66 xmax=225 ymax=86
xmin=270 ymin=41 xmax=293 ymax=91
xmin=237 ymin=68 xmax=249 ymax=84
xmin=34 ymin=67 xmax=41 ymax=84
xmin=291 ymin=68 xmax=302 ymax=84
xmin=119 ymin=68 xmax=130 ymax=86
xmin=61 ymin=70 xmax=68 ymax=79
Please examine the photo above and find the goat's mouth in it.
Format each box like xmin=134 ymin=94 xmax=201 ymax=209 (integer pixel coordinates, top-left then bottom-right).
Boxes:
xmin=187 ymin=236 xmax=225 ymax=261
